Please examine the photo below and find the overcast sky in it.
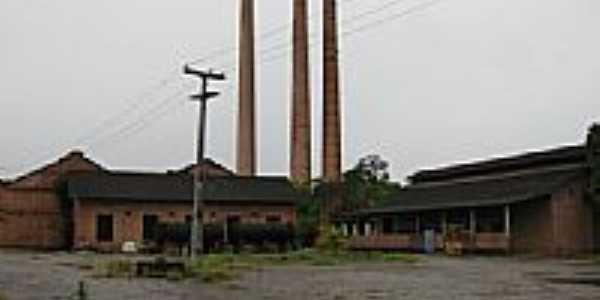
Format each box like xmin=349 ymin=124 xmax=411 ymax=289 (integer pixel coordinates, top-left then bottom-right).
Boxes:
xmin=1 ymin=0 xmax=599 ymax=181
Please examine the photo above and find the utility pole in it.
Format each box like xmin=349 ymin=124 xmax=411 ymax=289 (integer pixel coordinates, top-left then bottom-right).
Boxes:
xmin=183 ymin=65 xmax=226 ymax=260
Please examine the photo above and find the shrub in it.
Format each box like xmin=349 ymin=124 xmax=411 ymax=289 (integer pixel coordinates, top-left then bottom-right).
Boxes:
xmin=314 ymin=225 xmax=347 ymax=255
xmin=153 ymin=222 xmax=294 ymax=253
xmin=193 ymin=254 xmax=238 ymax=283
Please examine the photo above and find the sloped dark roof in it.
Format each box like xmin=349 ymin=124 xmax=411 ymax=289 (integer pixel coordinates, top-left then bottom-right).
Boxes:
xmin=67 ymin=172 xmax=299 ymax=204
xmin=8 ymin=150 xmax=105 ymax=187
xmin=410 ymin=145 xmax=586 ymax=184
xmin=366 ymin=166 xmax=586 ymax=214
xmin=174 ymin=158 xmax=235 ymax=176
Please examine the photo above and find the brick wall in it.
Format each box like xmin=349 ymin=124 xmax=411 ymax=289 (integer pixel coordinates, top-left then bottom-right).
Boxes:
xmin=550 ymin=182 xmax=595 ymax=255
xmin=512 ymin=180 xmax=595 ymax=256
xmin=0 ymin=189 xmax=64 ymax=248
xmin=74 ymin=198 xmax=296 ymax=252
xmin=0 ymin=151 xmax=101 ymax=249
xmin=511 ymin=196 xmax=554 ymax=255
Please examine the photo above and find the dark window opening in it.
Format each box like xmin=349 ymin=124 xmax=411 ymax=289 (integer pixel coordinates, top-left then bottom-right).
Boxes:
xmin=96 ymin=215 xmax=113 ymax=242
xmin=476 ymin=207 xmax=504 ymax=233
xmin=266 ymin=215 xmax=282 ymax=224
xmin=448 ymin=209 xmax=471 ymax=231
xmin=143 ymin=214 xmax=159 ymax=241
xmin=421 ymin=211 xmax=442 ymax=233
xmin=382 ymin=217 xmax=394 ymax=234
xmin=227 ymin=215 xmax=241 ymax=225
xmin=395 ymin=214 xmax=417 ymax=233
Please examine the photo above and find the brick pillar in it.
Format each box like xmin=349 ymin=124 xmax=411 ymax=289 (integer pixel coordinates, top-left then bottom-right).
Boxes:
xmin=290 ymin=0 xmax=312 ymax=184
xmin=322 ymin=0 xmax=342 ymax=183
xmin=237 ymin=0 xmax=257 ymax=176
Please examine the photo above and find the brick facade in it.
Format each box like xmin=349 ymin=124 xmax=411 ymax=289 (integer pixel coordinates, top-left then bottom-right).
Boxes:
xmin=0 ymin=151 xmax=101 ymax=249
xmin=74 ymin=199 xmax=296 ymax=252
xmin=512 ymin=182 xmax=595 ymax=255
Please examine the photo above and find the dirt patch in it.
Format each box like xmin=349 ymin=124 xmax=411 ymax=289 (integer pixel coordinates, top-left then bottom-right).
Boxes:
xmin=1 ymin=251 xmax=600 ymax=300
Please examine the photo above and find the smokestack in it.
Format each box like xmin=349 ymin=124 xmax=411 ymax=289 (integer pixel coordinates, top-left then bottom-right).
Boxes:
xmin=322 ymin=0 xmax=341 ymax=182
xmin=290 ymin=0 xmax=312 ymax=184
xmin=237 ymin=0 xmax=257 ymax=176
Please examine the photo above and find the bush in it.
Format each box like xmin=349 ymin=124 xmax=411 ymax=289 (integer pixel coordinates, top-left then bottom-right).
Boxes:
xmin=193 ymin=254 xmax=238 ymax=283
xmin=314 ymin=226 xmax=347 ymax=255
xmin=153 ymin=222 xmax=294 ymax=253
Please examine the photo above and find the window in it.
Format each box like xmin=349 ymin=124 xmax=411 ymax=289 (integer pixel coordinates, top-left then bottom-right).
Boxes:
xmin=382 ymin=217 xmax=394 ymax=234
xmin=96 ymin=215 xmax=113 ymax=242
xmin=227 ymin=215 xmax=241 ymax=225
xmin=143 ymin=214 xmax=159 ymax=241
xmin=266 ymin=215 xmax=282 ymax=224
xmin=421 ymin=212 xmax=442 ymax=233
xmin=448 ymin=209 xmax=471 ymax=230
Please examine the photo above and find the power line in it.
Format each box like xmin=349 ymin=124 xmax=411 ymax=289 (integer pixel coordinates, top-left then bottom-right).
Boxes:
xmin=8 ymin=0 xmax=443 ymax=175
xmin=85 ymin=87 xmax=189 ymax=151
xmin=186 ymin=0 xmax=364 ymax=66
xmin=222 ymin=0 xmax=444 ymax=71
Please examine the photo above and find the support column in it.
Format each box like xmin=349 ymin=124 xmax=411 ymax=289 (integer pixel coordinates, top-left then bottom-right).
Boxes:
xmin=504 ymin=205 xmax=511 ymax=253
xmin=352 ymin=223 xmax=359 ymax=236
xmin=341 ymin=223 xmax=349 ymax=237
xmin=237 ymin=0 xmax=256 ymax=176
xmin=441 ymin=211 xmax=448 ymax=236
xmin=470 ymin=209 xmax=477 ymax=252
xmin=504 ymin=205 xmax=511 ymax=237
xmin=290 ymin=0 xmax=312 ymax=184
xmin=365 ymin=222 xmax=371 ymax=237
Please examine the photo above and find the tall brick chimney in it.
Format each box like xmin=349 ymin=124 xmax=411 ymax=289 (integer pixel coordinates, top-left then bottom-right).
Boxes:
xmin=290 ymin=0 xmax=312 ymax=184
xmin=237 ymin=0 xmax=257 ymax=176
xmin=322 ymin=0 xmax=342 ymax=182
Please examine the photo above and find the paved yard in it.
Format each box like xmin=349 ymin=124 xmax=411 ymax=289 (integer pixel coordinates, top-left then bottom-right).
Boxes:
xmin=0 ymin=250 xmax=599 ymax=300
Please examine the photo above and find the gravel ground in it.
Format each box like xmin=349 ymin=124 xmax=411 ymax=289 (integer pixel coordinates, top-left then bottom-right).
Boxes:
xmin=0 ymin=250 xmax=599 ymax=300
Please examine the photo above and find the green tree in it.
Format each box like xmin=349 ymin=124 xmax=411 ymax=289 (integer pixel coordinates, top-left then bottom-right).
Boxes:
xmin=340 ymin=154 xmax=400 ymax=212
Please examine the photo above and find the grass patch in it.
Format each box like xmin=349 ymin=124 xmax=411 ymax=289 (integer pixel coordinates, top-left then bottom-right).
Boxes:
xmin=191 ymin=254 xmax=239 ymax=283
xmin=93 ymin=259 xmax=135 ymax=278
xmin=382 ymin=253 xmax=421 ymax=263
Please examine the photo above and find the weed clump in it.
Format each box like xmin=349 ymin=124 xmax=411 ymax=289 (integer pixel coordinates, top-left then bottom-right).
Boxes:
xmin=93 ymin=259 xmax=134 ymax=278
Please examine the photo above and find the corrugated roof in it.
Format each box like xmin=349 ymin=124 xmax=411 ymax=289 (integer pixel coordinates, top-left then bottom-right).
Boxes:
xmin=67 ymin=172 xmax=300 ymax=204
xmin=410 ymin=145 xmax=586 ymax=184
xmin=366 ymin=166 xmax=586 ymax=214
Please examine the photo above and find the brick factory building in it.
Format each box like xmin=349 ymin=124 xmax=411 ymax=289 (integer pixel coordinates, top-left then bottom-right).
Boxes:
xmin=342 ymin=144 xmax=600 ymax=256
xmin=0 ymin=151 xmax=299 ymax=251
